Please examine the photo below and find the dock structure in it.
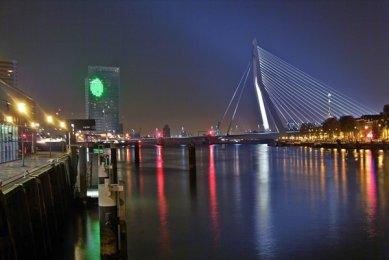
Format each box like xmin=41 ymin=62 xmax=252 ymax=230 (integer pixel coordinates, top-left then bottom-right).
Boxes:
xmin=0 ymin=152 xmax=76 ymax=259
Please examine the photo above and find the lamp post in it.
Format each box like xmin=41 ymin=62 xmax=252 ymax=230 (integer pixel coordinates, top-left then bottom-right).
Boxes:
xmin=16 ymin=103 xmax=28 ymax=166
xmin=47 ymin=115 xmax=53 ymax=158
xmin=59 ymin=120 xmax=67 ymax=152
xmin=21 ymin=133 xmax=25 ymax=166
xmin=103 ymin=109 xmax=108 ymax=141
xmin=30 ymin=122 xmax=39 ymax=154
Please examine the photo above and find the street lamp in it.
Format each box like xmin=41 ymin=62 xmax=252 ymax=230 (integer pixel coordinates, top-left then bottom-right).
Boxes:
xmin=6 ymin=116 xmax=13 ymax=124
xmin=17 ymin=103 xmax=27 ymax=114
xmin=46 ymin=115 xmax=53 ymax=157
xmin=16 ymin=103 xmax=28 ymax=166
xmin=47 ymin=115 xmax=53 ymax=124
xmin=30 ymin=122 xmax=39 ymax=154
xmin=59 ymin=121 xmax=66 ymax=129
xmin=58 ymin=120 xmax=68 ymax=152
xmin=102 ymin=109 xmax=108 ymax=141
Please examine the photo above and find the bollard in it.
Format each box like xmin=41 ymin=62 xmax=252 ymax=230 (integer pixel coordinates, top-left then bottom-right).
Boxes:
xmin=111 ymin=147 xmax=118 ymax=184
xmin=79 ymin=146 xmax=87 ymax=198
xmin=99 ymin=178 xmax=118 ymax=258
xmin=134 ymin=142 xmax=140 ymax=167
xmin=188 ymin=143 xmax=196 ymax=171
xmin=118 ymin=180 xmax=127 ymax=259
xmin=91 ymin=153 xmax=99 ymax=188
xmin=98 ymin=157 xmax=108 ymax=185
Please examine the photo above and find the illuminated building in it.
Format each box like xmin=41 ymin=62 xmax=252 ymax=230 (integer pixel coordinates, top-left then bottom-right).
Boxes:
xmin=0 ymin=60 xmax=17 ymax=88
xmin=0 ymin=76 xmax=36 ymax=163
xmin=163 ymin=124 xmax=171 ymax=138
xmin=85 ymin=66 xmax=121 ymax=135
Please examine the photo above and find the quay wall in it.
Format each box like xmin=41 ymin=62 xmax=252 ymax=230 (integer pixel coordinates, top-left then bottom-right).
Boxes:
xmin=0 ymin=154 xmax=77 ymax=260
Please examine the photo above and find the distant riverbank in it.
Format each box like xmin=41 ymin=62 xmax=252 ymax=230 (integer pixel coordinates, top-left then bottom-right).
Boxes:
xmin=272 ymin=140 xmax=389 ymax=150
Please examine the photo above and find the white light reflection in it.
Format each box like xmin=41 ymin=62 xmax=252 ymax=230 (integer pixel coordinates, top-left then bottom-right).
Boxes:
xmin=254 ymin=144 xmax=274 ymax=258
xmin=233 ymin=145 xmax=242 ymax=214
xmin=181 ymin=145 xmax=186 ymax=169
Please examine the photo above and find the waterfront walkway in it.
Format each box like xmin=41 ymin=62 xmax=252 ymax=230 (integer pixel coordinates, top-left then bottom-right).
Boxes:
xmin=0 ymin=152 xmax=67 ymax=186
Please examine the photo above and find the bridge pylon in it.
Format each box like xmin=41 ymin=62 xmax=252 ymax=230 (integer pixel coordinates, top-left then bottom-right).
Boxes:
xmin=252 ymin=39 xmax=286 ymax=134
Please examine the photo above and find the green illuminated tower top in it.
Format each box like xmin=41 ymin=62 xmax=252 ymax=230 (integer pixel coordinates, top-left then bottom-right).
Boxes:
xmin=90 ymin=78 xmax=104 ymax=97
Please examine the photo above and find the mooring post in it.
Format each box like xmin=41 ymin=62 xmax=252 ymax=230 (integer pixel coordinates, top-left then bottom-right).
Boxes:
xmin=99 ymin=178 xmax=118 ymax=258
xmin=99 ymin=144 xmax=125 ymax=259
xmin=79 ymin=146 xmax=87 ymax=199
xmin=188 ymin=143 xmax=196 ymax=171
xmin=111 ymin=146 xmax=118 ymax=184
xmin=98 ymin=155 xmax=108 ymax=184
xmin=134 ymin=141 xmax=140 ymax=167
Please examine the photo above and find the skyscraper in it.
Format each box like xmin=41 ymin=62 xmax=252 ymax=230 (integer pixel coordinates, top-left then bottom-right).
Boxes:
xmin=85 ymin=66 xmax=121 ymax=135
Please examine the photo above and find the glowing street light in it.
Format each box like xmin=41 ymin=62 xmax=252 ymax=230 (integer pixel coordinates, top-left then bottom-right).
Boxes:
xmin=46 ymin=115 xmax=54 ymax=157
xmin=5 ymin=116 xmax=13 ymax=123
xmin=17 ymin=102 xmax=27 ymax=114
xmin=46 ymin=115 xmax=53 ymax=124
xmin=30 ymin=122 xmax=39 ymax=128
xmin=59 ymin=121 xmax=66 ymax=129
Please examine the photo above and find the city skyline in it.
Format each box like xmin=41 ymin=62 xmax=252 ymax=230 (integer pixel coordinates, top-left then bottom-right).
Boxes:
xmin=0 ymin=0 xmax=388 ymax=135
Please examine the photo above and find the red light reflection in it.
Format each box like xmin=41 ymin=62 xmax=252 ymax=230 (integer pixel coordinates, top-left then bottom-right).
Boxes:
xmin=156 ymin=145 xmax=171 ymax=256
xmin=209 ymin=145 xmax=220 ymax=240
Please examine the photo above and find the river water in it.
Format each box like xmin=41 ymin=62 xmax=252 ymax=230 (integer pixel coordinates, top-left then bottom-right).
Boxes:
xmin=115 ymin=144 xmax=389 ymax=259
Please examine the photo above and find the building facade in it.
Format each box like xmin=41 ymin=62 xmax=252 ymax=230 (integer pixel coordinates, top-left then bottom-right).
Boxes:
xmin=0 ymin=71 xmax=36 ymax=163
xmin=0 ymin=60 xmax=17 ymax=88
xmin=85 ymin=66 xmax=121 ymax=135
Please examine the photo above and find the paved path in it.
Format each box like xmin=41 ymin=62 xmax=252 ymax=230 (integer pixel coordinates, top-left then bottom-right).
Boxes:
xmin=0 ymin=152 xmax=67 ymax=186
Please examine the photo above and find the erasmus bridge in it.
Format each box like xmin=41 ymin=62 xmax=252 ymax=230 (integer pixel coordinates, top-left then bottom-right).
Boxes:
xmin=219 ymin=39 xmax=377 ymax=137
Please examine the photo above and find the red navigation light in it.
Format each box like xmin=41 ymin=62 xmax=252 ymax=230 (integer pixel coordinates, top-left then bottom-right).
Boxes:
xmin=208 ymin=131 xmax=213 ymax=136
xmin=157 ymin=132 xmax=162 ymax=138
xmin=21 ymin=134 xmax=27 ymax=139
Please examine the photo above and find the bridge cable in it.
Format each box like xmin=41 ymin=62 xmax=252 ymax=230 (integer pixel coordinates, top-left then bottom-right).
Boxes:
xmin=227 ymin=65 xmax=251 ymax=135
xmin=220 ymin=62 xmax=251 ymax=128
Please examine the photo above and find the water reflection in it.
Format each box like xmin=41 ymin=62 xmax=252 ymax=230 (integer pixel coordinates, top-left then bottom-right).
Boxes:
xmin=120 ymin=145 xmax=389 ymax=259
xmin=364 ymin=150 xmax=377 ymax=238
xmin=126 ymin=147 xmax=131 ymax=162
xmin=255 ymin=145 xmax=273 ymax=258
xmin=74 ymin=211 xmax=100 ymax=259
xmin=156 ymin=145 xmax=171 ymax=256
xmin=233 ymin=145 xmax=242 ymax=214
xmin=208 ymin=145 xmax=220 ymax=241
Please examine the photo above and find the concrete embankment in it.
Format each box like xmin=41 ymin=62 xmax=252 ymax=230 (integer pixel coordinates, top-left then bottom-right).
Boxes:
xmin=0 ymin=153 xmax=77 ymax=259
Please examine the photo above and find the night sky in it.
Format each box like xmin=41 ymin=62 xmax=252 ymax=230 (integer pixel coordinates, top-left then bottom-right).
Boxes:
xmin=1 ymin=0 xmax=388 ymax=135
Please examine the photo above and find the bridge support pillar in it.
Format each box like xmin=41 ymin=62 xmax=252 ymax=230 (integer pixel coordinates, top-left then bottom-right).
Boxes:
xmin=188 ymin=143 xmax=196 ymax=172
